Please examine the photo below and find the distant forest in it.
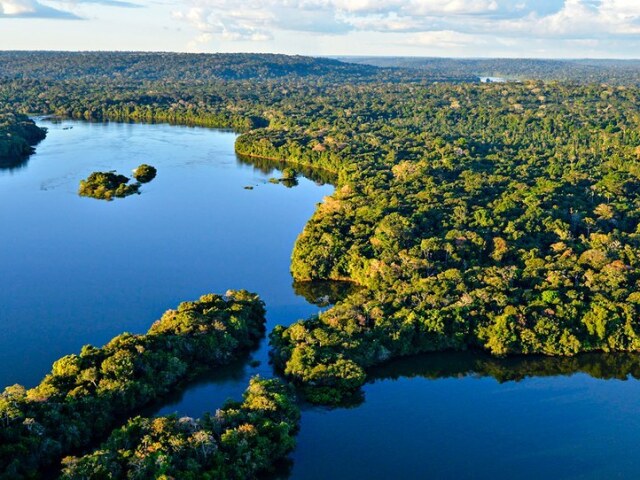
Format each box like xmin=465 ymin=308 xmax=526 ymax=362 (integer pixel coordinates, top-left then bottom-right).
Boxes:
xmin=3 ymin=52 xmax=640 ymax=85
xmin=341 ymin=56 xmax=640 ymax=85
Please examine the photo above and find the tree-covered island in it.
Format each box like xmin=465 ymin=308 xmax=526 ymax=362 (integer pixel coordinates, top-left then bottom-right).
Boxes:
xmin=78 ymin=171 xmax=140 ymax=200
xmin=79 ymin=165 xmax=156 ymax=200
xmin=132 ymin=164 xmax=157 ymax=183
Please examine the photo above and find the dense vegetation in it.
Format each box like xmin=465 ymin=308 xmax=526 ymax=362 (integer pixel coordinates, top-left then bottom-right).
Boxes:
xmin=0 ymin=290 xmax=265 ymax=478
xmin=343 ymin=56 xmax=640 ymax=85
xmin=61 ymin=376 xmax=299 ymax=479
xmin=78 ymin=171 xmax=140 ymax=200
xmin=0 ymin=112 xmax=46 ymax=168
xmin=0 ymin=52 xmax=381 ymax=82
xmin=132 ymin=163 xmax=157 ymax=183
xmin=240 ymin=81 xmax=640 ymax=402
xmin=5 ymin=52 xmax=640 ymax=406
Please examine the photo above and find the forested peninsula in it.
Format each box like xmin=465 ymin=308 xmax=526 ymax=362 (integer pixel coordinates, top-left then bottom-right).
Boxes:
xmin=61 ymin=377 xmax=299 ymax=479
xmin=0 ymin=112 xmax=46 ymax=168
xmin=0 ymin=291 xmax=265 ymax=478
xmin=4 ymin=52 xmax=640 ymax=406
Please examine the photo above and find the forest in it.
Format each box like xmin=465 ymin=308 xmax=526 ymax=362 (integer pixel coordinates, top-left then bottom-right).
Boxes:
xmin=4 ymin=51 xmax=640 ymax=474
xmin=0 ymin=113 xmax=47 ymax=168
xmin=61 ymin=376 xmax=299 ymax=479
xmin=0 ymin=291 xmax=265 ymax=478
xmin=0 ymin=51 xmax=382 ymax=82
xmin=343 ymin=56 xmax=640 ymax=85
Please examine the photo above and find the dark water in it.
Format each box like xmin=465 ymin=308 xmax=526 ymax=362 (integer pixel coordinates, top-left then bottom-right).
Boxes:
xmin=292 ymin=352 xmax=640 ymax=479
xmin=3 ymin=120 xmax=640 ymax=479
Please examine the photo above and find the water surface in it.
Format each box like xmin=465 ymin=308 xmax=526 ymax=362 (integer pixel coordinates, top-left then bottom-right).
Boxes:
xmin=291 ymin=352 xmax=640 ymax=479
xmin=0 ymin=119 xmax=331 ymax=397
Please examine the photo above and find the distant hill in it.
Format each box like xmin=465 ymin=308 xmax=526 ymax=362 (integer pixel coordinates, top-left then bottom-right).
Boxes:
xmin=0 ymin=51 xmax=483 ymax=84
xmin=3 ymin=52 xmax=639 ymax=85
xmin=339 ymin=56 xmax=640 ymax=85
xmin=0 ymin=51 xmax=383 ymax=82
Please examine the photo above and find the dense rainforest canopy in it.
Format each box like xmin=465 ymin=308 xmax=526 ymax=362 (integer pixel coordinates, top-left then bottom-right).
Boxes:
xmin=78 ymin=170 xmax=140 ymax=200
xmin=342 ymin=56 xmax=640 ymax=85
xmin=0 ymin=51 xmax=381 ymax=82
xmin=0 ymin=112 xmax=46 ymax=168
xmin=0 ymin=290 xmax=265 ymax=478
xmin=61 ymin=376 xmax=299 ymax=479
xmin=4 ymin=52 xmax=640 ymax=476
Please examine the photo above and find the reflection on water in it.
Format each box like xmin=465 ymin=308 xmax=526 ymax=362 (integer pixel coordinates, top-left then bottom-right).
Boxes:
xmin=292 ymin=350 xmax=640 ymax=479
xmin=0 ymin=119 xmax=333 ymax=391
xmin=292 ymin=280 xmax=360 ymax=307
xmin=368 ymin=350 xmax=640 ymax=386
xmin=0 ymin=155 xmax=31 ymax=172
xmin=237 ymin=153 xmax=337 ymax=186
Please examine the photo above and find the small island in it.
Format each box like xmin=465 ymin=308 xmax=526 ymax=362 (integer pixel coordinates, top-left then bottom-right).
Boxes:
xmin=280 ymin=168 xmax=299 ymax=187
xmin=132 ymin=163 xmax=157 ymax=183
xmin=281 ymin=167 xmax=297 ymax=180
xmin=78 ymin=171 xmax=140 ymax=200
xmin=268 ymin=167 xmax=298 ymax=188
xmin=79 ymin=165 xmax=157 ymax=200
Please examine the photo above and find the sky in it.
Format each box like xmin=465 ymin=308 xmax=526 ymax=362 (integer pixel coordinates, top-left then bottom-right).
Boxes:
xmin=1 ymin=0 xmax=640 ymax=58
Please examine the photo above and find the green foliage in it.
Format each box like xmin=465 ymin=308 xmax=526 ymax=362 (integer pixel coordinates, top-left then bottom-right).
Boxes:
xmin=78 ymin=171 xmax=140 ymax=200
xmin=343 ymin=56 xmax=640 ymax=85
xmin=60 ymin=376 xmax=299 ymax=480
xmin=0 ymin=291 xmax=266 ymax=478
xmin=6 ymin=52 xmax=640 ymax=406
xmin=0 ymin=112 xmax=46 ymax=168
xmin=132 ymin=164 xmax=157 ymax=183
xmin=260 ymin=80 xmax=640 ymax=403
xmin=280 ymin=167 xmax=297 ymax=180
xmin=0 ymin=52 xmax=381 ymax=82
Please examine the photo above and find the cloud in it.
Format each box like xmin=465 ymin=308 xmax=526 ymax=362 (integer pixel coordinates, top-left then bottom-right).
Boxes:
xmin=172 ymin=0 xmax=355 ymax=46
xmin=0 ymin=0 xmax=140 ymax=19
xmin=172 ymin=0 xmax=640 ymax=49
xmin=0 ymin=0 xmax=80 ymax=17
xmin=80 ymin=0 xmax=141 ymax=8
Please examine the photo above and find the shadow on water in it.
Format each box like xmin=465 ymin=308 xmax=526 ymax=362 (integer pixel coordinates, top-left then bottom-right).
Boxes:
xmin=367 ymin=350 xmax=640 ymax=390
xmin=0 ymin=155 xmax=31 ymax=172
xmin=293 ymin=350 xmax=640 ymax=412
xmin=141 ymin=356 xmax=254 ymax=418
xmin=292 ymin=280 xmax=360 ymax=307
xmin=236 ymin=153 xmax=337 ymax=186
xmin=0 ymin=115 xmax=48 ymax=172
xmin=0 ymin=136 xmax=46 ymax=172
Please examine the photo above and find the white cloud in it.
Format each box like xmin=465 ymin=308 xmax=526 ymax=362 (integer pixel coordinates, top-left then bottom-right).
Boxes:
xmin=1 ymin=0 xmax=34 ymax=14
xmin=404 ymin=29 xmax=486 ymax=49
xmin=0 ymin=0 xmax=79 ymax=17
xmin=0 ymin=0 xmax=138 ymax=18
xmin=172 ymin=0 xmax=640 ymax=49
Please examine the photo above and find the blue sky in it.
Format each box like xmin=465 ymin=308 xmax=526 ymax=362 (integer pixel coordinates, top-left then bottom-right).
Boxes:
xmin=1 ymin=0 xmax=640 ymax=57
